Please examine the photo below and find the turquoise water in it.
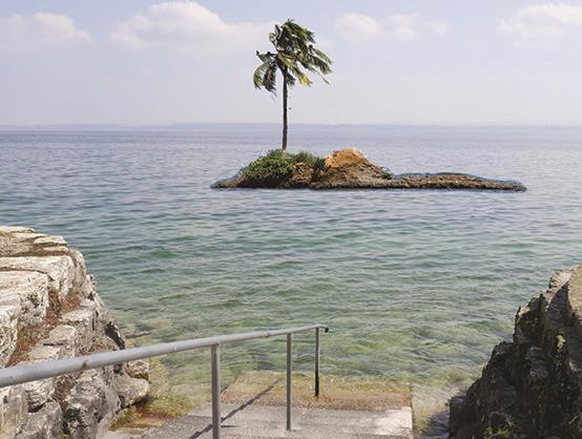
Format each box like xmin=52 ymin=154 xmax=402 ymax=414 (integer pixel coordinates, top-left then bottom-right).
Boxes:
xmin=1 ymin=125 xmax=582 ymax=405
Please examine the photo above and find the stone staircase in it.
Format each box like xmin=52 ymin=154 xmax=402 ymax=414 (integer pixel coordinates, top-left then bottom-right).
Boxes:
xmin=141 ymin=403 xmax=412 ymax=438
xmin=114 ymin=372 xmax=413 ymax=439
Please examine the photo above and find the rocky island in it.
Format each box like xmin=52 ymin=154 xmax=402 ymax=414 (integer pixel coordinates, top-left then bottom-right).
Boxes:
xmin=0 ymin=226 xmax=149 ymax=438
xmin=214 ymin=148 xmax=526 ymax=191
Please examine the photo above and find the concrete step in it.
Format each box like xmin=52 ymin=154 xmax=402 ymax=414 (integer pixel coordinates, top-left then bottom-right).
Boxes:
xmin=131 ymin=372 xmax=413 ymax=439
xmin=142 ymin=406 xmax=412 ymax=438
xmin=196 ymin=404 xmax=411 ymax=436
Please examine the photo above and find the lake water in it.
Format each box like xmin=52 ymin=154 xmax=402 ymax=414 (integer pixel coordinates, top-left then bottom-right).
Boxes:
xmin=1 ymin=125 xmax=581 ymax=420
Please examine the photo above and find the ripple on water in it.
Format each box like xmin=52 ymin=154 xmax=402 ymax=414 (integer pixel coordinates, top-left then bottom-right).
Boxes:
xmin=1 ymin=126 xmax=582 ymax=424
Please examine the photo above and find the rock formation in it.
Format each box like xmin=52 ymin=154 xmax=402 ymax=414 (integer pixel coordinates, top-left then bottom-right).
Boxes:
xmin=450 ymin=265 xmax=582 ymax=438
xmin=311 ymin=148 xmax=392 ymax=189
xmin=0 ymin=226 xmax=149 ymax=439
xmin=214 ymin=148 xmax=526 ymax=191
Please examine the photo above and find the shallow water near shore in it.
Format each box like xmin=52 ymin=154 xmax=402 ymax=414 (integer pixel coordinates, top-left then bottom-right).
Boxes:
xmin=1 ymin=125 xmax=582 ymax=428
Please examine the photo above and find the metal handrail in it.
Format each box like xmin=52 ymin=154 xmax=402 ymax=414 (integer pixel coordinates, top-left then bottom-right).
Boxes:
xmin=0 ymin=324 xmax=329 ymax=439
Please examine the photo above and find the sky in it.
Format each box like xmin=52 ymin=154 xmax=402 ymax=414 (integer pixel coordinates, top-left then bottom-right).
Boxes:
xmin=1 ymin=0 xmax=582 ymax=126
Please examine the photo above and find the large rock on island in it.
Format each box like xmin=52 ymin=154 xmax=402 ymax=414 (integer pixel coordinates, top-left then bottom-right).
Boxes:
xmin=311 ymin=148 xmax=392 ymax=189
xmin=214 ymin=148 xmax=526 ymax=191
xmin=450 ymin=264 xmax=582 ymax=438
xmin=0 ymin=226 xmax=149 ymax=439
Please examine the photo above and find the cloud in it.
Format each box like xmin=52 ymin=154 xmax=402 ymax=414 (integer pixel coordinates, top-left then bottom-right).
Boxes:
xmin=388 ymin=14 xmax=449 ymax=41
xmin=336 ymin=12 xmax=449 ymax=43
xmin=0 ymin=12 xmax=90 ymax=54
xmin=111 ymin=2 xmax=272 ymax=54
xmin=336 ymin=13 xmax=382 ymax=42
xmin=500 ymin=3 xmax=582 ymax=47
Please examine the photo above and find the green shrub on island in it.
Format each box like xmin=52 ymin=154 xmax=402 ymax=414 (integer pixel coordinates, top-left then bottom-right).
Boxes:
xmin=243 ymin=150 xmax=325 ymax=187
xmin=292 ymin=151 xmax=326 ymax=171
xmin=245 ymin=150 xmax=294 ymax=185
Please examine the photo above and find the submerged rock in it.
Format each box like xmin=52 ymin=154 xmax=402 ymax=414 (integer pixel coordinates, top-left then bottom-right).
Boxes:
xmin=449 ymin=265 xmax=582 ymax=438
xmin=214 ymin=148 xmax=526 ymax=191
xmin=0 ymin=226 xmax=150 ymax=439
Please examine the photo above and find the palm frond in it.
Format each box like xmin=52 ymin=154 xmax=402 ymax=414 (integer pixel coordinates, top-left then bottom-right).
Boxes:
xmin=276 ymin=53 xmax=311 ymax=87
xmin=312 ymin=48 xmax=332 ymax=65
xmin=263 ymin=62 xmax=278 ymax=94
xmin=253 ymin=20 xmax=333 ymax=95
xmin=256 ymin=51 xmax=276 ymax=64
xmin=253 ymin=62 xmax=270 ymax=88
xmin=307 ymin=53 xmax=333 ymax=75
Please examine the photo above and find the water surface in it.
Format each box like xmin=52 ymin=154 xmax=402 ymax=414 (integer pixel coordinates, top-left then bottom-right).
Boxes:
xmin=1 ymin=125 xmax=581 ymax=411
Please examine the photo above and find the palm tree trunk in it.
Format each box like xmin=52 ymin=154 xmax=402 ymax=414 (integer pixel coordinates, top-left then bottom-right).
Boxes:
xmin=282 ymin=69 xmax=288 ymax=153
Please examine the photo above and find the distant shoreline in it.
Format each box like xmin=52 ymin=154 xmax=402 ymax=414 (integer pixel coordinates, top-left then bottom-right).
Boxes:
xmin=2 ymin=123 xmax=582 ymax=132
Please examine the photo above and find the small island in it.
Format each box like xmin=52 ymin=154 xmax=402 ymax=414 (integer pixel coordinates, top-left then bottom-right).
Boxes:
xmin=213 ymin=148 xmax=526 ymax=191
xmin=215 ymin=21 xmax=526 ymax=193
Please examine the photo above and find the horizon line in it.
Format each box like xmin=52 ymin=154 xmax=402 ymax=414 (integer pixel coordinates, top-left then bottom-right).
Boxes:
xmin=2 ymin=122 xmax=582 ymax=131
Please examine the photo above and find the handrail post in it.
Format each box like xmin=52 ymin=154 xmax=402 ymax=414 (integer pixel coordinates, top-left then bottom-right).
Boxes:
xmin=286 ymin=333 xmax=293 ymax=431
xmin=211 ymin=344 xmax=221 ymax=439
xmin=315 ymin=327 xmax=320 ymax=397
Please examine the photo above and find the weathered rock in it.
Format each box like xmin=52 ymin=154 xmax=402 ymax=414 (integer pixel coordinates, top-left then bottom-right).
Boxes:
xmin=68 ymin=250 xmax=89 ymax=294
xmin=0 ymin=304 xmax=20 ymax=367
xmin=382 ymin=173 xmax=526 ymax=191
xmin=0 ymin=227 xmax=35 ymax=234
xmin=43 ymin=324 xmax=78 ymax=354
xmin=22 ymin=366 xmax=57 ymax=411
xmin=312 ymin=148 xmax=392 ymax=189
xmin=0 ymin=229 xmax=41 ymax=257
xmin=61 ymin=307 xmax=97 ymax=351
xmin=39 ymin=245 xmax=69 ymax=254
xmin=0 ymin=227 xmax=150 ymax=438
xmin=213 ymin=170 xmax=248 ymax=189
xmin=450 ymin=264 xmax=582 ymax=438
xmin=22 ymin=342 xmax=65 ymax=411
xmin=284 ymin=162 xmax=314 ymax=187
xmin=33 ymin=235 xmax=67 ymax=246
xmin=115 ymin=374 xmax=150 ymax=408
xmin=63 ymin=369 xmax=120 ymax=439
xmin=0 ymin=256 xmax=75 ymax=300
xmin=0 ymin=385 xmax=28 ymax=439
xmin=10 ymin=233 xmax=46 ymax=241
xmin=126 ymin=359 xmax=150 ymax=380
xmin=449 ymin=396 xmax=475 ymax=435
xmin=16 ymin=401 xmax=62 ymax=439
xmin=103 ymin=318 xmax=126 ymax=351
xmin=0 ymin=271 xmax=50 ymax=326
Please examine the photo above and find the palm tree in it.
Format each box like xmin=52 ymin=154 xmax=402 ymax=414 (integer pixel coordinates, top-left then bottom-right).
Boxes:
xmin=253 ymin=20 xmax=332 ymax=153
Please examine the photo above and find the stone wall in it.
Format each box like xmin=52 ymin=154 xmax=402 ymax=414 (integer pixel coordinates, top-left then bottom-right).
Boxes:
xmin=0 ymin=226 xmax=149 ymax=439
xmin=450 ymin=265 xmax=582 ymax=439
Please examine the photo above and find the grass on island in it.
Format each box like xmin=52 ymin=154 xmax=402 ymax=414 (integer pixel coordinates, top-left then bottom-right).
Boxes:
xmin=244 ymin=150 xmax=326 ymax=186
